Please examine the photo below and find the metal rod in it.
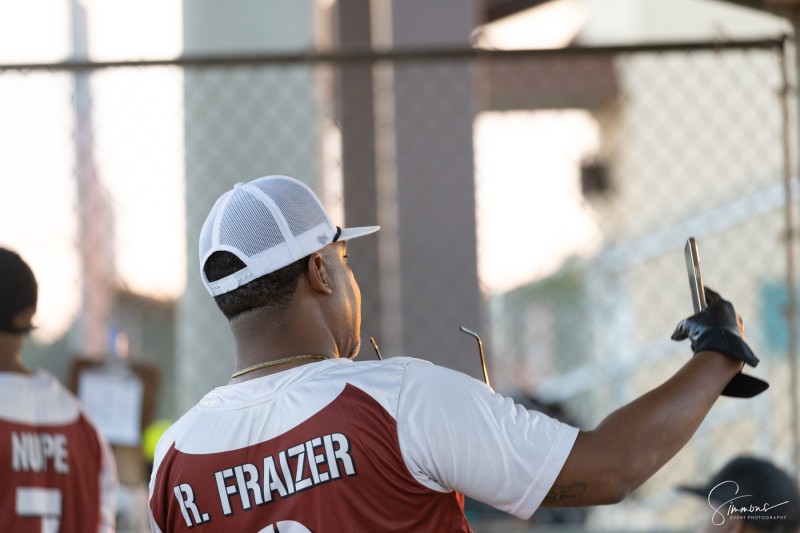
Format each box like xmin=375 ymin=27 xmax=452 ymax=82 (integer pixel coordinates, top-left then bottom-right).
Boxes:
xmin=780 ymin=37 xmax=800 ymax=476
xmin=0 ymin=37 xmax=787 ymax=72
xmin=459 ymin=326 xmax=490 ymax=386
xmin=369 ymin=337 xmax=383 ymax=360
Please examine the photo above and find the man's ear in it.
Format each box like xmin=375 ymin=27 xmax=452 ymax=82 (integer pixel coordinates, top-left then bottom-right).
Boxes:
xmin=306 ymin=252 xmax=333 ymax=295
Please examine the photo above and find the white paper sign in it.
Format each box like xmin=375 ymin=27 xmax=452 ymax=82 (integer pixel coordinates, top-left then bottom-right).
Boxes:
xmin=78 ymin=369 xmax=143 ymax=446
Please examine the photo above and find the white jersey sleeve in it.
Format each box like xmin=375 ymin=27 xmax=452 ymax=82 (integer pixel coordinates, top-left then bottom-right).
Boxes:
xmin=396 ymin=360 xmax=578 ymax=518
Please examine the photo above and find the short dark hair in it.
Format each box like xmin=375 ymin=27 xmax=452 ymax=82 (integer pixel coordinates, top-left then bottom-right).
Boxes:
xmin=0 ymin=248 xmax=38 ymax=333
xmin=203 ymin=251 xmax=308 ymax=320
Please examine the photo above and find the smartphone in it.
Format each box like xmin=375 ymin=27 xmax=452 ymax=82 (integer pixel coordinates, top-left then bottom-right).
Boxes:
xmin=684 ymin=237 xmax=706 ymax=313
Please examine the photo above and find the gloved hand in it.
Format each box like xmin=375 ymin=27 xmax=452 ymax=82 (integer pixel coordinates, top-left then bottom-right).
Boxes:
xmin=671 ymin=288 xmax=758 ymax=366
xmin=671 ymin=288 xmax=768 ymax=398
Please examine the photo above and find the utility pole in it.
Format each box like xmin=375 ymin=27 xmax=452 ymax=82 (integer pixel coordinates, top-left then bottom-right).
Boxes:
xmin=71 ymin=0 xmax=114 ymax=359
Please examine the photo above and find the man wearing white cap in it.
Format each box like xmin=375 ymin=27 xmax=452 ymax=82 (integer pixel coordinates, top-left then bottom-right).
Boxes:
xmin=148 ymin=175 xmax=759 ymax=532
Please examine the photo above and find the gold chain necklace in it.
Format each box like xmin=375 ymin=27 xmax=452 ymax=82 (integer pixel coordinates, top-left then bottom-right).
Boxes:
xmin=231 ymin=354 xmax=327 ymax=379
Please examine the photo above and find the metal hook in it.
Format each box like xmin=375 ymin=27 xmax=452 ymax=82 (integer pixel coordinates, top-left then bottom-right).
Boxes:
xmin=459 ymin=326 xmax=490 ymax=386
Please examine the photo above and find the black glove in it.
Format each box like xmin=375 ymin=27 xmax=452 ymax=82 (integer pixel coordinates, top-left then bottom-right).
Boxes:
xmin=671 ymin=288 xmax=768 ymax=398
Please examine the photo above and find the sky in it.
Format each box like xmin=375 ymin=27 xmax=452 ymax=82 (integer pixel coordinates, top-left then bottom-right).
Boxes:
xmin=475 ymin=110 xmax=601 ymax=294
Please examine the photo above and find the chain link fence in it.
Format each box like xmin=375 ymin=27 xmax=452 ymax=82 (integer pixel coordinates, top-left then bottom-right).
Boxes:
xmin=0 ymin=37 xmax=795 ymax=531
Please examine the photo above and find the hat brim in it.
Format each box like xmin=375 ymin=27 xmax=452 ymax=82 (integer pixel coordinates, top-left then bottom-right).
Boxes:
xmin=338 ymin=225 xmax=380 ymax=242
xmin=676 ymin=484 xmax=708 ymax=498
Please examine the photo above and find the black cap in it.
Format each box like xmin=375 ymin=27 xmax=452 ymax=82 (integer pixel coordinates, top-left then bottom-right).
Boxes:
xmin=678 ymin=456 xmax=800 ymax=531
xmin=0 ymin=248 xmax=37 ymax=333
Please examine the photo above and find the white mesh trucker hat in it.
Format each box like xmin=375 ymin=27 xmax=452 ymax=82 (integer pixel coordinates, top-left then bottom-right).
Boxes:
xmin=199 ymin=175 xmax=379 ymax=296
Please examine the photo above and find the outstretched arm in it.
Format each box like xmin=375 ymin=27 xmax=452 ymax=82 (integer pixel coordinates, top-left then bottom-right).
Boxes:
xmin=542 ymin=350 xmax=742 ymax=507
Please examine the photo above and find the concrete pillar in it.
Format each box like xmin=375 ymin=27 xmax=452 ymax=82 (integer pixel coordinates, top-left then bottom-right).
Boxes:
xmin=390 ymin=0 xmax=484 ymax=377
xmin=336 ymin=0 xmax=383 ymax=360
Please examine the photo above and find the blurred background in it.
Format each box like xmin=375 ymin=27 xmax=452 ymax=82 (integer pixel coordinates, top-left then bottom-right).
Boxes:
xmin=0 ymin=0 xmax=798 ymax=530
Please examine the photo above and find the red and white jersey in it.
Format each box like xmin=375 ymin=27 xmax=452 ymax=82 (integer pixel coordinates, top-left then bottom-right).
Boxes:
xmin=149 ymin=357 xmax=577 ymax=532
xmin=0 ymin=369 xmax=118 ymax=533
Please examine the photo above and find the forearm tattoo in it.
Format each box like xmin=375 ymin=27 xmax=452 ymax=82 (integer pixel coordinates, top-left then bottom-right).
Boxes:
xmin=544 ymin=482 xmax=588 ymax=503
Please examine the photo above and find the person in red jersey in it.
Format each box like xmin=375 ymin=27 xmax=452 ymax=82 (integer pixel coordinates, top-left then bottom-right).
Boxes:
xmin=0 ymin=247 xmax=118 ymax=532
xmin=149 ymin=175 xmax=758 ymax=532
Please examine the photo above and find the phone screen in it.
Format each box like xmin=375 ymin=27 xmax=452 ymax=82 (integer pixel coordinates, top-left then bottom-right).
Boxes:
xmin=684 ymin=237 xmax=706 ymax=313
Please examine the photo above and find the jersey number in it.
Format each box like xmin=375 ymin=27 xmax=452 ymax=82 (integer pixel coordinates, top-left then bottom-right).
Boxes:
xmin=16 ymin=487 xmax=62 ymax=533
